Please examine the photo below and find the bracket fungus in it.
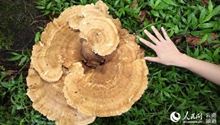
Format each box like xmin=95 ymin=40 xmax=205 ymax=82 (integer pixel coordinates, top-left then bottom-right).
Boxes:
xmin=27 ymin=1 xmax=148 ymax=124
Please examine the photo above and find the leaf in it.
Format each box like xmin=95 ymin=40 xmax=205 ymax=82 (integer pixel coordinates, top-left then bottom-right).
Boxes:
xmin=187 ymin=13 xmax=192 ymax=24
xmin=211 ymin=5 xmax=220 ymax=16
xmin=55 ymin=0 xmax=61 ymax=4
xmin=186 ymin=35 xmax=201 ymax=46
xmin=44 ymin=11 xmax=50 ymax=15
xmin=213 ymin=47 xmax=220 ymax=57
xmin=34 ymin=32 xmax=41 ymax=43
xmin=133 ymin=7 xmax=141 ymax=14
xmin=18 ymin=56 xmax=27 ymax=66
xmin=148 ymin=0 xmax=154 ymax=7
xmin=1 ymin=81 xmax=9 ymax=88
xmin=199 ymin=22 xmax=214 ymax=29
xmin=114 ymin=0 xmax=120 ymax=7
xmin=35 ymin=6 xmax=45 ymax=10
xmin=163 ymin=0 xmax=177 ymax=6
xmin=194 ymin=47 xmax=199 ymax=57
xmin=181 ymin=17 xmax=187 ymax=24
xmin=154 ymin=0 xmax=162 ymax=8
xmin=199 ymin=7 xmax=207 ymax=23
xmin=163 ymin=91 xmax=171 ymax=98
xmin=203 ymin=13 xmax=214 ymax=23
xmin=208 ymin=0 xmax=213 ymax=13
xmin=174 ymin=25 xmax=179 ymax=34
xmin=191 ymin=13 xmax=198 ymax=29
xmin=46 ymin=2 xmax=52 ymax=10
xmin=8 ymin=55 xmax=22 ymax=61
xmin=151 ymin=10 xmax=159 ymax=17
xmin=10 ymin=52 xmax=20 ymax=56
xmin=177 ymin=99 xmax=187 ymax=109
xmin=198 ymin=34 xmax=208 ymax=45
xmin=163 ymin=23 xmax=175 ymax=28
xmin=178 ymin=0 xmax=185 ymax=4
xmin=172 ymin=15 xmax=179 ymax=25
xmin=186 ymin=46 xmax=191 ymax=55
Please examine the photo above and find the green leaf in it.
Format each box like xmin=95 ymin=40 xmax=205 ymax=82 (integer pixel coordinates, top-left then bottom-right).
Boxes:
xmin=55 ymin=0 xmax=61 ymax=4
xmin=211 ymin=5 xmax=220 ymax=16
xmin=163 ymin=0 xmax=177 ymax=6
xmin=208 ymin=0 xmax=213 ymax=13
xmin=8 ymin=55 xmax=22 ymax=61
xmin=44 ymin=11 xmax=50 ymax=15
xmin=133 ymin=7 xmax=141 ymax=14
xmin=172 ymin=15 xmax=179 ymax=25
xmin=187 ymin=13 xmax=193 ymax=24
xmin=148 ymin=0 xmax=154 ymax=7
xmin=191 ymin=13 xmax=198 ymax=29
xmin=18 ymin=56 xmax=27 ymax=66
xmin=35 ymin=32 xmax=41 ymax=43
xmin=151 ymin=10 xmax=159 ymax=17
xmin=199 ymin=22 xmax=214 ymax=29
xmin=163 ymin=91 xmax=171 ymax=98
xmin=199 ymin=7 xmax=207 ymax=23
xmin=10 ymin=52 xmax=20 ymax=56
xmin=154 ymin=0 xmax=162 ymax=8
xmin=35 ymin=6 xmax=45 ymax=10
xmin=181 ymin=17 xmax=187 ymax=24
xmin=178 ymin=0 xmax=185 ymax=4
xmin=46 ymin=2 xmax=52 ymax=10
xmin=198 ymin=34 xmax=208 ymax=45
xmin=203 ymin=13 xmax=214 ymax=23
xmin=193 ymin=47 xmax=199 ymax=57
xmin=163 ymin=23 xmax=175 ymax=28
xmin=186 ymin=46 xmax=191 ymax=55
xmin=213 ymin=47 xmax=220 ymax=57
xmin=174 ymin=25 xmax=179 ymax=34
xmin=177 ymin=99 xmax=187 ymax=109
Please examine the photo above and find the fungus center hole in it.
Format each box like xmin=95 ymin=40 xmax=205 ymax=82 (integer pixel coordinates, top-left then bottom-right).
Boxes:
xmin=81 ymin=39 xmax=105 ymax=69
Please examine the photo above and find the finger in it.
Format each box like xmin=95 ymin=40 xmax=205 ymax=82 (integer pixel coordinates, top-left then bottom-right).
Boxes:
xmin=144 ymin=29 xmax=160 ymax=45
xmin=151 ymin=26 xmax=165 ymax=42
xmin=139 ymin=38 xmax=156 ymax=50
xmin=144 ymin=57 xmax=160 ymax=63
xmin=161 ymin=27 xmax=172 ymax=41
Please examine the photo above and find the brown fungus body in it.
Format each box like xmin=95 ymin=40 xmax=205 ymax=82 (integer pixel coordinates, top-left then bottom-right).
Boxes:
xmin=27 ymin=66 xmax=96 ymax=125
xmin=27 ymin=1 xmax=148 ymax=124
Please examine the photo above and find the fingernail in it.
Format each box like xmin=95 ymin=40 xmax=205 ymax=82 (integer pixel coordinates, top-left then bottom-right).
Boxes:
xmin=139 ymin=37 xmax=143 ymax=41
xmin=144 ymin=57 xmax=149 ymax=60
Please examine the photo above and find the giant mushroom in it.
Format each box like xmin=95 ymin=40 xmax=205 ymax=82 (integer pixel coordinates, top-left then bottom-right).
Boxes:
xmin=27 ymin=1 xmax=148 ymax=124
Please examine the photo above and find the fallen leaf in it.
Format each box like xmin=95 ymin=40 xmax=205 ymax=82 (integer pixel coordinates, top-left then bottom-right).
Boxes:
xmin=185 ymin=33 xmax=218 ymax=46
xmin=201 ymin=0 xmax=209 ymax=5
xmin=130 ymin=0 xmax=147 ymax=22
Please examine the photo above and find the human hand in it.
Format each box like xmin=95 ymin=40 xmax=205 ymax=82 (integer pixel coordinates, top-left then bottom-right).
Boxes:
xmin=139 ymin=26 xmax=184 ymax=66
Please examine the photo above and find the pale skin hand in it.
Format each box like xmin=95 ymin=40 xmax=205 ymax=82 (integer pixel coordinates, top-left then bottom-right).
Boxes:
xmin=139 ymin=26 xmax=220 ymax=86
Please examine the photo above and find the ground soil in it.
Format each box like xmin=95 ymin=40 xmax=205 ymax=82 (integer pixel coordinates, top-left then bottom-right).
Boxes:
xmin=0 ymin=0 xmax=49 ymax=71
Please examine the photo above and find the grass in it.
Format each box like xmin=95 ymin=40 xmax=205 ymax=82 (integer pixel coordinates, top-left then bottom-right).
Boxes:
xmin=0 ymin=0 xmax=220 ymax=124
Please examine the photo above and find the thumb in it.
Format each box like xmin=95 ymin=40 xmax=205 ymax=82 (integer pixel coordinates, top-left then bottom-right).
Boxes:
xmin=144 ymin=57 xmax=160 ymax=63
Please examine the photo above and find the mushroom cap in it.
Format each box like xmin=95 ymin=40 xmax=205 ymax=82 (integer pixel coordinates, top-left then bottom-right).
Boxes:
xmin=63 ymin=30 xmax=148 ymax=117
xmin=77 ymin=16 xmax=119 ymax=56
xmin=26 ymin=66 xmax=96 ymax=125
xmin=31 ymin=22 xmax=84 ymax=82
xmin=28 ymin=0 xmax=149 ymax=122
